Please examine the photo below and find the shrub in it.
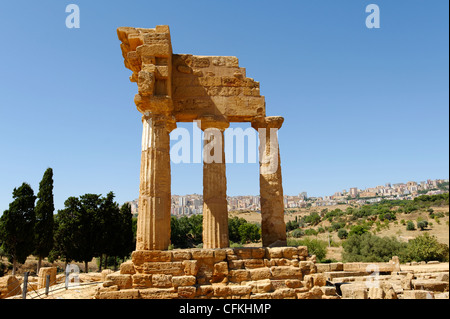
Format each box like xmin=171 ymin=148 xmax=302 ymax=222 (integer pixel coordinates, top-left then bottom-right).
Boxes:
xmin=304 ymin=228 xmax=318 ymax=236
xmin=406 ymin=221 xmax=416 ymax=231
xmin=286 ymin=220 xmax=299 ymax=232
xmin=291 ymin=229 xmax=304 ymax=238
xmin=342 ymin=232 xmax=407 ymax=263
xmin=337 ymin=229 xmax=348 ymax=240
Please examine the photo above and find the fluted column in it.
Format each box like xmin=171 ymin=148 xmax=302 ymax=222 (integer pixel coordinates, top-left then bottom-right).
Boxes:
xmin=198 ymin=116 xmax=230 ymax=249
xmin=136 ymin=114 xmax=176 ymax=250
xmin=252 ymin=116 xmax=287 ymax=247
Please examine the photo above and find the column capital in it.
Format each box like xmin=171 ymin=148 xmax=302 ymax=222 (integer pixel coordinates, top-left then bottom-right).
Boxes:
xmin=196 ymin=115 xmax=230 ymax=131
xmin=251 ymin=116 xmax=284 ymax=130
xmin=142 ymin=113 xmax=177 ymax=132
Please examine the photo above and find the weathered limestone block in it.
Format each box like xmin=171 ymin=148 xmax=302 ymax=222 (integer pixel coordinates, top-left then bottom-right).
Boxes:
xmin=97 ymin=289 xmax=141 ymax=299
xmin=106 ymin=274 xmax=133 ymax=290
xmin=304 ymin=273 xmax=327 ymax=287
xmin=403 ymin=290 xmax=434 ymax=299
xmin=152 ymin=274 xmax=173 ymax=288
xmin=270 ymin=266 xmax=302 ymax=280
xmin=297 ymin=287 xmax=323 ymax=300
xmin=132 ymin=274 xmax=152 ymax=288
xmin=282 ymin=247 xmax=298 ymax=259
xmin=214 ymin=249 xmax=227 ymax=262
xmin=285 ymin=279 xmax=303 ymax=289
xmin=232 ymin=248 xmax=253 ymax=259
xmin=213 ymin=285 xmax=231 ymax=297
xmin=248 ymin=279 xmax=273 ymax=294
xmin=178 ymin=286 xmax=197 ymax=299
xmin=248 ymin=268 xmax=272 ymax=281
xmin=229 ymin=285 xmax=252 ymax=297
xmin=436 ymin=272 xmax=449 ymax=282
xmin=368 ymin=287 xmax=385 ymax=299
xmin=171 ymin=275 xmax=197 ymax=288
xmin=266 ymin=247 xmax=284 ymax=259
xmin=320 ymin=286 xmax=337 ymax=296
xmin=0 ymin=275 xmax=22 ymax=299
xmin=412 ymin=280 xmax=449 ymax=292
xmin=101 ymin=269 xmax=114 ymax=282
xmin=172 ymin=250 xmax=192 ymax=261
xmin=140 ymin=261 xmax=184 ymax=276
xmin=401 ymin=272 xmax=414 ymax=290
xmin=213 ymin=262 xmax=229 ymax=277
xmin=182 ymin=260 xmax=199 ymax=276
xmin=243 ymin=259 xmax=265 ymax=269
xmin=434 ymin=292 xmax=449 ymax=299
xmin=340 ymin=284 xmax=369 ymax=299
xmin=272 ymin=288 xmax=297 ymax=299
xmin=299 ymin=261 xmax=317 ymax=275
xmin=228 ymin=260 xmax=244 ymax=269
xmin=384 ymin=287 xmax=398 ymax=299
xmin=132 ymin=250 xmax=172 ymax=265
xmin=196 ymin=285 xmax=214 ymax=298
xmin=139 ymin=287 xmax=178 ymax=299
xmin=297 ymin=246 xmax=308 ymax=257
xmin=229 ymin=269 xmax=250 ymax=283
xmin=37 ymin=267 xmax=57 ymax=289
xmin=191 ymin=248 xmax=215 ymax=261
xmin=120 ymin=261 xmax=136 ymax=275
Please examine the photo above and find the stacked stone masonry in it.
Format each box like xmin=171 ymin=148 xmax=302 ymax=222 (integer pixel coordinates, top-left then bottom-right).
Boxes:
xmin=95 ymin=246 xmax=338 ymax=299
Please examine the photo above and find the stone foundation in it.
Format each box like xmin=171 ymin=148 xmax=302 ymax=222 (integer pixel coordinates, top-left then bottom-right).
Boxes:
xmin=95 ymin=246 xmax=335 ymax=299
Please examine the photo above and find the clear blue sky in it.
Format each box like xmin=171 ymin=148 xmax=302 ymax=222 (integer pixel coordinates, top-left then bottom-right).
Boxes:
xmin=0 ymin=0 xmax=448 ymax=212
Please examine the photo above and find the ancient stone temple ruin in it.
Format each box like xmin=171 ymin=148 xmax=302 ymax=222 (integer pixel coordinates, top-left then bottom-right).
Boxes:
xmin=117 ymin=25 xmax=286 ymax=250
xmin=96 ymin=25 xmax=304 ymax=299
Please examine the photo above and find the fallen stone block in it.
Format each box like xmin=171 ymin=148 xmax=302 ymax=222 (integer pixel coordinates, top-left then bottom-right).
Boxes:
xmin=412 ymin=280 xmax=449 ymax=292
xmin=403 ymin=290 xmax=434 ymax=299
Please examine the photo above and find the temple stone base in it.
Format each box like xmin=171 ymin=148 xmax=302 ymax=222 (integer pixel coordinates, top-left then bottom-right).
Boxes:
xmin=94 ymin=246 xmax=334 ymax=299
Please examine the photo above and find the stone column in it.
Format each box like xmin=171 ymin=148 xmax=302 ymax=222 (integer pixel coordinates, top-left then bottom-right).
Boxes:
xmin=136 ymin=114 xmax=176 ymax=251
xmin=252 ymin=116 xmax=287 ymax=247
xmin=198 ymin=116 xmax=230 ymax=249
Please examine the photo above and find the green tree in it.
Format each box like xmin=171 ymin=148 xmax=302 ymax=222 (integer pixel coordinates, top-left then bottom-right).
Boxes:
xmin=349 ymin=224 xmax=369 ymax=237
xmin=0 ymin=183 xmax=36 ymax=274
xmin=417 ymin=220 xmax=428 ymax=231
xmin=406 ymin=233 xmax=449 ymax=262
xmin=118 ymin=203 xmax=134 ymax=259
xmin=238 ymin=223 xmax=261 ymax=244
xmin=342 ymin=232 xmax=407 ymax=262
xmin=50 ymin=197 xmax=79 ymax=267
xmin=34 ymin=168 xmax=55 ymax=273
xmin=170 ymin=214 xmax=203 ymax=248
xmin=228 ymin=217 xmax=247 ymax=243
xmin=97 ymin=192 xmax=121 ymax=270
xmin=52 ymin=194 xmax=101 ymax=273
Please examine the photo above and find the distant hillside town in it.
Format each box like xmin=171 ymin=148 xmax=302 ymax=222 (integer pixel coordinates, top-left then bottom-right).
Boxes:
xmin=124 ymin=178 xmax=449 ymax=217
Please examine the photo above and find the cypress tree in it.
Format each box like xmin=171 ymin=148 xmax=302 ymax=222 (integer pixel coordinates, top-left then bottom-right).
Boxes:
xmin=119 ymin=203 xmax=134 ymax=259
xmin=0 ymin=183 xmax=36 ymax=275
xmin=34 ymin=168 xmax=55 ymax=272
